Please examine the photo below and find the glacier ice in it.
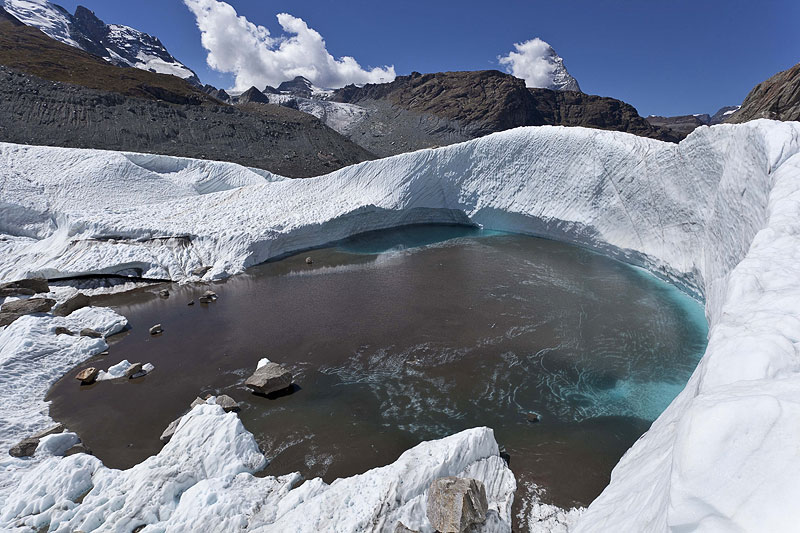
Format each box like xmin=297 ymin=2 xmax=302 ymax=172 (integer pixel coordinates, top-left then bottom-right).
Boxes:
xmin=1 ymin=119 xmax=800 ymax=531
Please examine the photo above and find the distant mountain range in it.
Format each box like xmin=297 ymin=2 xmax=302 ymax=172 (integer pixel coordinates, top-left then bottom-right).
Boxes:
xmin=645 ymin=106 xmax=741 ymax=138
xmin=2 ymin=0 xmax=199 ymax=84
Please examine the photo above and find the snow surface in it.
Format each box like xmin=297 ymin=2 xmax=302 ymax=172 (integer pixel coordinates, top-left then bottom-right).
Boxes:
xmin=2 ymin=0 xmax=79 ymax=47
xmin=2 ymin=120 xmax=800 ymax=530
xmin=265 ymin=93 xmax=368 ymax=134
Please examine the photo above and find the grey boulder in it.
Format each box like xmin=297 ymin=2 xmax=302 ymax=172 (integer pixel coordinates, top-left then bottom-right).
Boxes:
xmin=54 ymin=292 xmax=90 ymax=317
xmin=426 ymin=477 xmax=488 ymax=533
xmin=160 ymin=417 xmax=182 ymax=444
xmin=8 ymin=424 xmax=64 ymax=458
xmin=0 ymin=297 xmax=56 ymax=326
xmin=125 ymin=362 xmax=144 ymax=378
xmin=245 ymin=362 xmax=292 ymax=395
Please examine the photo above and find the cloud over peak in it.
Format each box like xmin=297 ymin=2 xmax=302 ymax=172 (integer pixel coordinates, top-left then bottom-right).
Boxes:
xmin=183 ymin=0 xmax=396 ymax=91
xmin=498 ymin=38 xmax=580 ymax=92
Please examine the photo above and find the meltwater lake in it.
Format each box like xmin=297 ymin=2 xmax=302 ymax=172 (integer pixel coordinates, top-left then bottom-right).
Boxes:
xmin=47 ymin=225 xmax=708 ymax=514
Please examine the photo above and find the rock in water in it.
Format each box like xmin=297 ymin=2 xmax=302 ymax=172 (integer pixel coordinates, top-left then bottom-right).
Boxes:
xmin=75 ymin=367 xmax=99 ymax=384
xmin=79 ymin=328 xmax=103 ymax=338
xmin=215 ymin=394 xmax=240 ymax=412
xmin=426 ymin=477 xmax=488 ymax=533
xmin=125 ymin=362 xmax=144 ymax=378
xmin=54 ymin=292 xmax=90 ymax=316
xmin=8 ymin=424 xmax=65 ymax=457
xmin=0 ymin=297 xmax=56 ymax=326
xmin=245 ymin=362 xmax=293 ymax=395
xmin=64 ymin=442 xmax=92 ymax=456
xmin=158 ymin=289 xmax=169 ymax=298
xmin=149 ymin=324 xmax=163 ymax=335
xmin=198 ymin=290 xmax=218 ymax=303
xmin=305 ymin=256 xmax=313 ymax=265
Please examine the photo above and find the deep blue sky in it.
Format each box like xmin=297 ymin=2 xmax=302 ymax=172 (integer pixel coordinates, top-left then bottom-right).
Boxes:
xmin=55 ymin=0 xmax=799 ymax=116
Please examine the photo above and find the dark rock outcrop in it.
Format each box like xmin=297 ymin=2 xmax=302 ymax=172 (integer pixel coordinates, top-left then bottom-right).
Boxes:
xmin=0 ymin=277 xmax=49 ymax=295
xmin=726 ymin=62 xmax=800 ymax=123
xmin=237 ymin=86 xmax=270 ymax=104
xmin=332 ymin=70 xmax=678 ymax=156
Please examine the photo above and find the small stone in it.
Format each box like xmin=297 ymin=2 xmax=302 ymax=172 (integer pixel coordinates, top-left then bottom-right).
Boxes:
xmin=149 ymin=324 xmax=163 ymax=335
xmin=191 ymin=266 xmax=211 ymax=277
xmin=158 ymin=289 xmax=170 ymax=298
xmin=54 ymin=292 xmax=90 ymax=317
xmin=79 ymin=328 xmax=103 ymax=338
xmin=526 ymin=412 xmax=541 ymax=423
xmin=125 ymin=362 xmax=144 ymax=378
xmin=189 ymin=396 xmax=206 ymax=409
xmin=245 ymin=362 xmax=293 ymax=396
xmin=160 ymin=417 xmax=181 ymax=443
xmin=305 ymin=256 xmax=313 ymax=265
xmin=187 ymin=300 xmax=195 ymax=306
xmin=75 ymin=367 xmax=99 ymax=384
xmin=55 ymin=326 xmax=74 ymax=336
xmin=99 ymin=350 xmax=109 ymax=356
xmin=426 ymin=477 xmax=488 ymax=533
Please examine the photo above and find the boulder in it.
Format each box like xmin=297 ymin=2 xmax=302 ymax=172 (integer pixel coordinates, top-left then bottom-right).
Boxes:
xmin=160 ymin=417 xmax=181 ymax=444
xmin=79 ymin=328 xmax=103 ymax=338
xmin=191 ymin=266 xmax=211 ymax=277
xmin=394 ymin=523 xmax=420 ymax=533
xmin=158 ymin=289 xmax=169 ymax=298
xmin=215 ymin=394 xmax=240 ymax=412
xmin=64 ymin=442 xmax=92 ymax=456
xmin=0 ymin=277 xmax=49 ymax=294
xmin=8 ymin=424 xmax=64 ymax=457
xmin=245 ymin=362 xmax=293 ymax=395
xmin=0 ymin=286 xmax=35 ymax=297
xmin=55 ymin=326 xmax=74 ymax=335
xmin=189 ymin=396 xmax=206 ymax=409
xmin=53 ymin=292 xmax=90 ymax=316
xmin=149 ymin=324 xmax=163 ymax=335
xmin=426 ymin=477 xmax=488 ymax=533
xmin=75 ymin=367 xmax=99 ymax=384
xmin=125 ymin=362 xmax=144 ymax=378
xmin=0 ymin=297 xmax=56 ymax=326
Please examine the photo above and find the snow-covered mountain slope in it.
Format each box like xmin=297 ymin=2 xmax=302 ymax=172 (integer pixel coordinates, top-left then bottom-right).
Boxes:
xmin=499 ymin=38 xmax=581 ymax=92
xmin=2 ymin=0 xmax=199 ymax=83
xmin=272 ymin=75 xmax=335 ymax=99
xmin=2 ymin=120 xmax=800 ymax=531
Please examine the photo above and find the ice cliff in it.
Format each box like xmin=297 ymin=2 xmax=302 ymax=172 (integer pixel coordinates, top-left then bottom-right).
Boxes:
xmin=1 ymin=119 xmax=800 ymax=531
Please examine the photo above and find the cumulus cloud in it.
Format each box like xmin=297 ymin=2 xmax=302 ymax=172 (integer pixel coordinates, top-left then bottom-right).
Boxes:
xmin=183 ymin=0 xmax=396 ymax=91
xmin=498 ymin=38 xmax=580 ymax=92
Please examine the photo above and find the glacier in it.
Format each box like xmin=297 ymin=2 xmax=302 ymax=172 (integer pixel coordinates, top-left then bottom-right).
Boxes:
xmin=0 ymin=119 xmax=799 ymax=531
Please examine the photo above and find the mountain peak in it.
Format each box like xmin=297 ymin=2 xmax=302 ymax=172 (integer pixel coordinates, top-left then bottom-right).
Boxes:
xmin=2 ymin=0 xmax=199 ymax=84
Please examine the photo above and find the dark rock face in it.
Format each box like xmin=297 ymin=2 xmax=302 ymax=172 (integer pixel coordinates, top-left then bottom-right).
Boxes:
xmin=54 ymin=292 xmax=90 ymax=317
xmin=726 ymin=62 xmax=800 ymax=123
xmin=426 ymin=477 xmax=488 ymax=533
xmin=0 ymin=66 xmax=373 ymax=178
xmin=0 ymin=297 xmax=56 ymax=326
xmin=237 ymin=86 xmax=271 ymax=104
xmin=332 ymin=70 xmax=678 ymax=156
xmin=277 ymin=76 xmax=316 ymax=98
xmin=646 ymin=114 xmax=710 ymax=138
xmin=710 ymin=106 xmax=740 ymax=125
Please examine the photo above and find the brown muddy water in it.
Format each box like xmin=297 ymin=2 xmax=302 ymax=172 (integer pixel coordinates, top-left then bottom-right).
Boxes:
xmin=46 ymin=225 xmax=707 ymax=513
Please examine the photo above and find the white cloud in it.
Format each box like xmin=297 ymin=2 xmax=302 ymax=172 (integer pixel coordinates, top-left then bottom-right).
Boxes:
xmin=498 ymin=38 xmax=580 ymax=92
xmin=183 ymin=0 xmax=396 ymax=91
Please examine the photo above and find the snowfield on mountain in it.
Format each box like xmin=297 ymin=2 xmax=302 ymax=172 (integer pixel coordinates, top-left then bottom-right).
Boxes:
xmin=1 ymin=119 xmax=800 ymax=531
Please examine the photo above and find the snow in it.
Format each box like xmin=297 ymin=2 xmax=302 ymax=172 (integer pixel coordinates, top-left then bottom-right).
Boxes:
xmin=265 ymin=93 xmax=368 ymax=134
xmin=1 ymin=119 xmax=800 ymax=530
xmin=2 ymin=0 xmax=79 ymax=47
xmin=95 ymin=359 xmax=154 ymax=381
xmin=1 ymin=404 xmax=514 ymax=532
